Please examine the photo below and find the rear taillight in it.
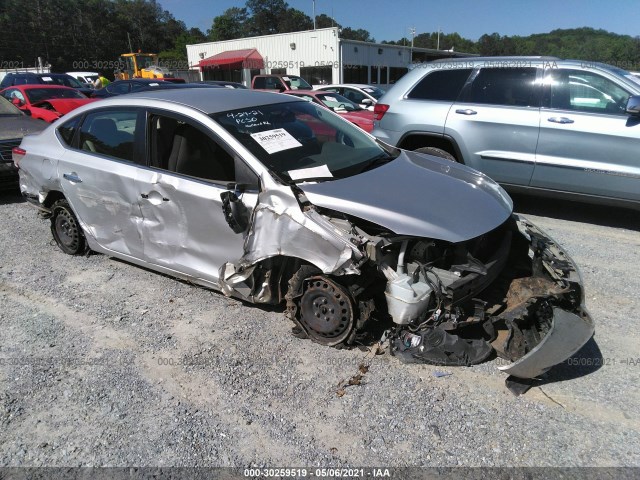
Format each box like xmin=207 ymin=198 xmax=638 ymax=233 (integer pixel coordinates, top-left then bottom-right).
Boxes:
xmin=12 ymin=147 xmax=26 ymax=168
xmin=373 ymin=103 xmax=390 ymax=121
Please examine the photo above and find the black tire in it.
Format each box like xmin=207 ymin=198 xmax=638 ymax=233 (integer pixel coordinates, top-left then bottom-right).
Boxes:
xmin=414 ymin=146 xmax=457 ymax=162
xmin=286 ymin=265 xmax=356 ymax=347
xmin=50 ymin=199 xmax=86 ymax=255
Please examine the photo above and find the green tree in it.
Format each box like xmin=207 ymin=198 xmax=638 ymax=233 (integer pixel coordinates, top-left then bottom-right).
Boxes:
xmin=245 ymin=0 xmax=289 ymax=36
xmin=278 ymin=8 xmax=313 ymax=33
xmin=315 ymin=13 xmax=337 ymax=29
xmin=340 ymin=27 xmax=374 ymax=42
xmin=208 ymin=7 xmax=249 ymax=41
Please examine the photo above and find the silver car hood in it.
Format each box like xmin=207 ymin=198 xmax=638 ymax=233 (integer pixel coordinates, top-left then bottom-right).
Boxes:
xmin=298 ymin=151 xmax=513 ymax=243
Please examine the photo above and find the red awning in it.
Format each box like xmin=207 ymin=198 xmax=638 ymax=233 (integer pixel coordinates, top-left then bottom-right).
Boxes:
xmin=199 ymin=49 xmax=264 ymax=70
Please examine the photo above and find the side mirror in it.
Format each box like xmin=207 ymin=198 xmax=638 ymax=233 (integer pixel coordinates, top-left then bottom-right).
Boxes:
xmin=221 ymin=188 xmax=249 ymax=234
xmin=11 ymin=97 xmax=24 ymax=107
xmin=626 ymin=95 xmax=640 ymax=116
xmin=361 ymin=98 xmax=373 ymax=105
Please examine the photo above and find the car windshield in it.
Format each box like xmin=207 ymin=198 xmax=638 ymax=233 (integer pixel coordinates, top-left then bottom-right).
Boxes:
xmin=361 ymin=86 xmax=385 ymax=99
xmin=0 ymin=96 xmax=22 ymax=115
xmin=26 ymin=88 xmax=85 ymax=102
xmin=315 ymin=93 xmax=362 ymax=111
xmin=211 ymin=101 xmax=394 ymax=183
xmin=283 ymin=76 xmax=312 ymax=90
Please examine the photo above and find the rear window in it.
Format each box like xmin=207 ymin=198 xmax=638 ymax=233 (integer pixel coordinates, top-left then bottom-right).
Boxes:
xmin=408 ymin=69 xmax=472 ymax=101
xmin=58 ymin=116 xmax=81 ymax=146
xmin=464 ymin=67 xmax=538 ymax=107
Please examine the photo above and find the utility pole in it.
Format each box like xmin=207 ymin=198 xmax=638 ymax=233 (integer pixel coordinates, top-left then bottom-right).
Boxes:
xmin=127 ymin=32 xmax=133 ymax=53
xmin=313 ymin=0 xmax=316 ymax=30
xmin=409 ymin=27 xmax=416 ymax=64
xmin=437 ymin=27 xmax=441 ymax=50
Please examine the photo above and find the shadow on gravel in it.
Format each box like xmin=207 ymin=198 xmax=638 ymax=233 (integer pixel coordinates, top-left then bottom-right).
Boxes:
xmin=539 ymin=337 xmax=603 ymax=385
xmin=511 ymin=193 xmax=640 ymax=231
xmin=0 ymin=189 xmax=25 ymax=205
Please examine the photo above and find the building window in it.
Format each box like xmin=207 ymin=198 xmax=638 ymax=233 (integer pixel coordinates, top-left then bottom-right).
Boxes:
xmin=343 ymin=65 xmax=367 ymax=84
xmin=300 ymin=66 xmax=332 ymax=85
xmin=203 ymin=68 xmax=242 ymax=83
xmin=389 ymin=67 xmax=408 ymax=84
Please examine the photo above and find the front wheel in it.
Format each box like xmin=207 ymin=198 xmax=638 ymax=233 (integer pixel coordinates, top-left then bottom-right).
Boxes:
xmin=286 ymin=265 xmax=356 ymax=347
xmin=50 ymin=199 xmax=86 ymax=255
xmin=414 ymin=146 xmax=457 ymax=162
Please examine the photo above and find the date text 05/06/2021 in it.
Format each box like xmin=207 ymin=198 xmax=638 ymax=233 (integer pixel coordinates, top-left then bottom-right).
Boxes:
xmin=243 ymin=468 xmax=391 ymax=477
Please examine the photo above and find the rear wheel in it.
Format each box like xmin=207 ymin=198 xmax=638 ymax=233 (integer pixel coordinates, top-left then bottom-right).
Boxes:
xmin=414 ymin=146 xmax=457 ymax=162
xmin=50 ymin=199 xmax=86 ymax=255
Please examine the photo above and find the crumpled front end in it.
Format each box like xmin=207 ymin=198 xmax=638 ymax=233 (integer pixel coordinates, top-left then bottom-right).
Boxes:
xmin=492 ymin=217 xmax=594 ymax=378
xmin=217 ymin=180 xmax=593 ymax=379
xmin=386 ymin=214 xmax=594 ymax=379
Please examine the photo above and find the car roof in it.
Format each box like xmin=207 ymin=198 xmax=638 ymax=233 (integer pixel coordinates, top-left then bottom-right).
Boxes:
xmin=319 ymin=84 xmax=379 ymax=89
xmin=122 ymin=88 xmax=305 ymax=114
xmin=116 ymin=79 xmax=172 ymax=84
xmin=67 ymin=71 xmax=99 ymax=76
xmin=16 ymin=84 xmax=75 ymax=90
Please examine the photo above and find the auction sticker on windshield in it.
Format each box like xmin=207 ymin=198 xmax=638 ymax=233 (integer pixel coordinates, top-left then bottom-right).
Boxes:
xmin=250 ymin=128 xmax=302 ymax=154
xmin=288 ymin=164 xmax=333 ymax=181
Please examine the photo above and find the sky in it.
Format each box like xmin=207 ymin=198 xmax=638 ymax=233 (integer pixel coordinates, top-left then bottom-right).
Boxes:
xmin=162 ymin=0 xmax=640 ymax=42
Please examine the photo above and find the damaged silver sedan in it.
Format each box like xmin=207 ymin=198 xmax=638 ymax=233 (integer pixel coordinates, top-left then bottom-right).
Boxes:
xmin=14 ymin=88 xmax=594 ymax=380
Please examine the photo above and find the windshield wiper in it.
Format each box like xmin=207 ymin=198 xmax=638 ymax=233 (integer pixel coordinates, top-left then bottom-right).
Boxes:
xmin=356 ymin=153 xmax=394 ymax=174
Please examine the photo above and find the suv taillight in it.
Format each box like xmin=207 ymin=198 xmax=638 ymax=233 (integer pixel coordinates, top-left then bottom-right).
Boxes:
xmin=373 ymin=103 xmax=390 ymax=121
xmin=12 ymin=147 xmax=26 ymax=168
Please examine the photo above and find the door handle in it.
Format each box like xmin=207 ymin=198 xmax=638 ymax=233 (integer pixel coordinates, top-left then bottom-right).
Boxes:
xmin=63 ymin=172 xmax=82 ymax=183
xmin=548 ymin=116 xmax=574 ymax=124
xmin=455 ymin=109 xmax=477 ymax=115
xmin=140 ymin=193 xmax=149 ymax=199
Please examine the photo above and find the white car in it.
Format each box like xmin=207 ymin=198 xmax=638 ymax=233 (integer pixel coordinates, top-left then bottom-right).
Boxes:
xmin=314 ymin=84 xmax=385 ymax=110
xmin=66 ymin=71 xmax=99 ymax=89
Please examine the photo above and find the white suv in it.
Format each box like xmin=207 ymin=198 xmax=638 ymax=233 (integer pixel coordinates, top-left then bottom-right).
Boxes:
xmin=372 ymin=56 xmax=640 ymax=210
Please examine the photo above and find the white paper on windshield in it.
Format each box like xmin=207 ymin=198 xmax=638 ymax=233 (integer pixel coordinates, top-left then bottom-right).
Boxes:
xmin=282 ymin=76 xmax=290 ymax=81
xmin=363 ymin=88 xmax=374 ymax=92
xmin=42 ymin=77 xmax=53 ymax=81
xmin=288 ymin=164 xmax=333 ymax=181
xmin=324 ymin=96 xmax=339 ymax=102
xmin=250 ymin=128 xmax=302 ymax=154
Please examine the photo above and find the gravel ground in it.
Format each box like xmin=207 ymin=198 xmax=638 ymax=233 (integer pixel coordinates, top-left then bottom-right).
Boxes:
xmin=0 ymin=189 xmax=639 ymax=469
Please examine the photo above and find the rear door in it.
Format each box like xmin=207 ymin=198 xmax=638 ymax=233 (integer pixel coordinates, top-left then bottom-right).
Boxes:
xmin=445 ymin=66 xmax=541 ymax=185
xmin=59 ymin=108 xmax=145 ymax=258
xmin=532 ymin=68 xmax=640 ymax=202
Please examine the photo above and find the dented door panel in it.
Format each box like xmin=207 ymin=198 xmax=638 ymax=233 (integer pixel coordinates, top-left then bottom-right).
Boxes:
xmin=136 ymin=168 xmax=258 ymax=283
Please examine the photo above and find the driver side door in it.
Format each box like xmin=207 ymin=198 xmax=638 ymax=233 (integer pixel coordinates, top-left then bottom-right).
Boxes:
xmin=532 ymin=68 xmax=640 ymax=201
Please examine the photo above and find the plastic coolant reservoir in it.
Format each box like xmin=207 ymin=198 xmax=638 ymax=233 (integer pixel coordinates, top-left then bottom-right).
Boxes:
xmin=384 ymin=273 xmax=433 ymax=325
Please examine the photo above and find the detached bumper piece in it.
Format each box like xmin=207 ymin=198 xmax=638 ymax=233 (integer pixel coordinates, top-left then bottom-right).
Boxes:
xmin=498 ymin=307 xmax=594 ymax=379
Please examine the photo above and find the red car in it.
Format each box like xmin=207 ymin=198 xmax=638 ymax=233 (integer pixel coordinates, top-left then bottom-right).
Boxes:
xmin=0 ymin=85 xmax=98 ymax=123
xmin=285 ymin=91 xmax=374 ymax=133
